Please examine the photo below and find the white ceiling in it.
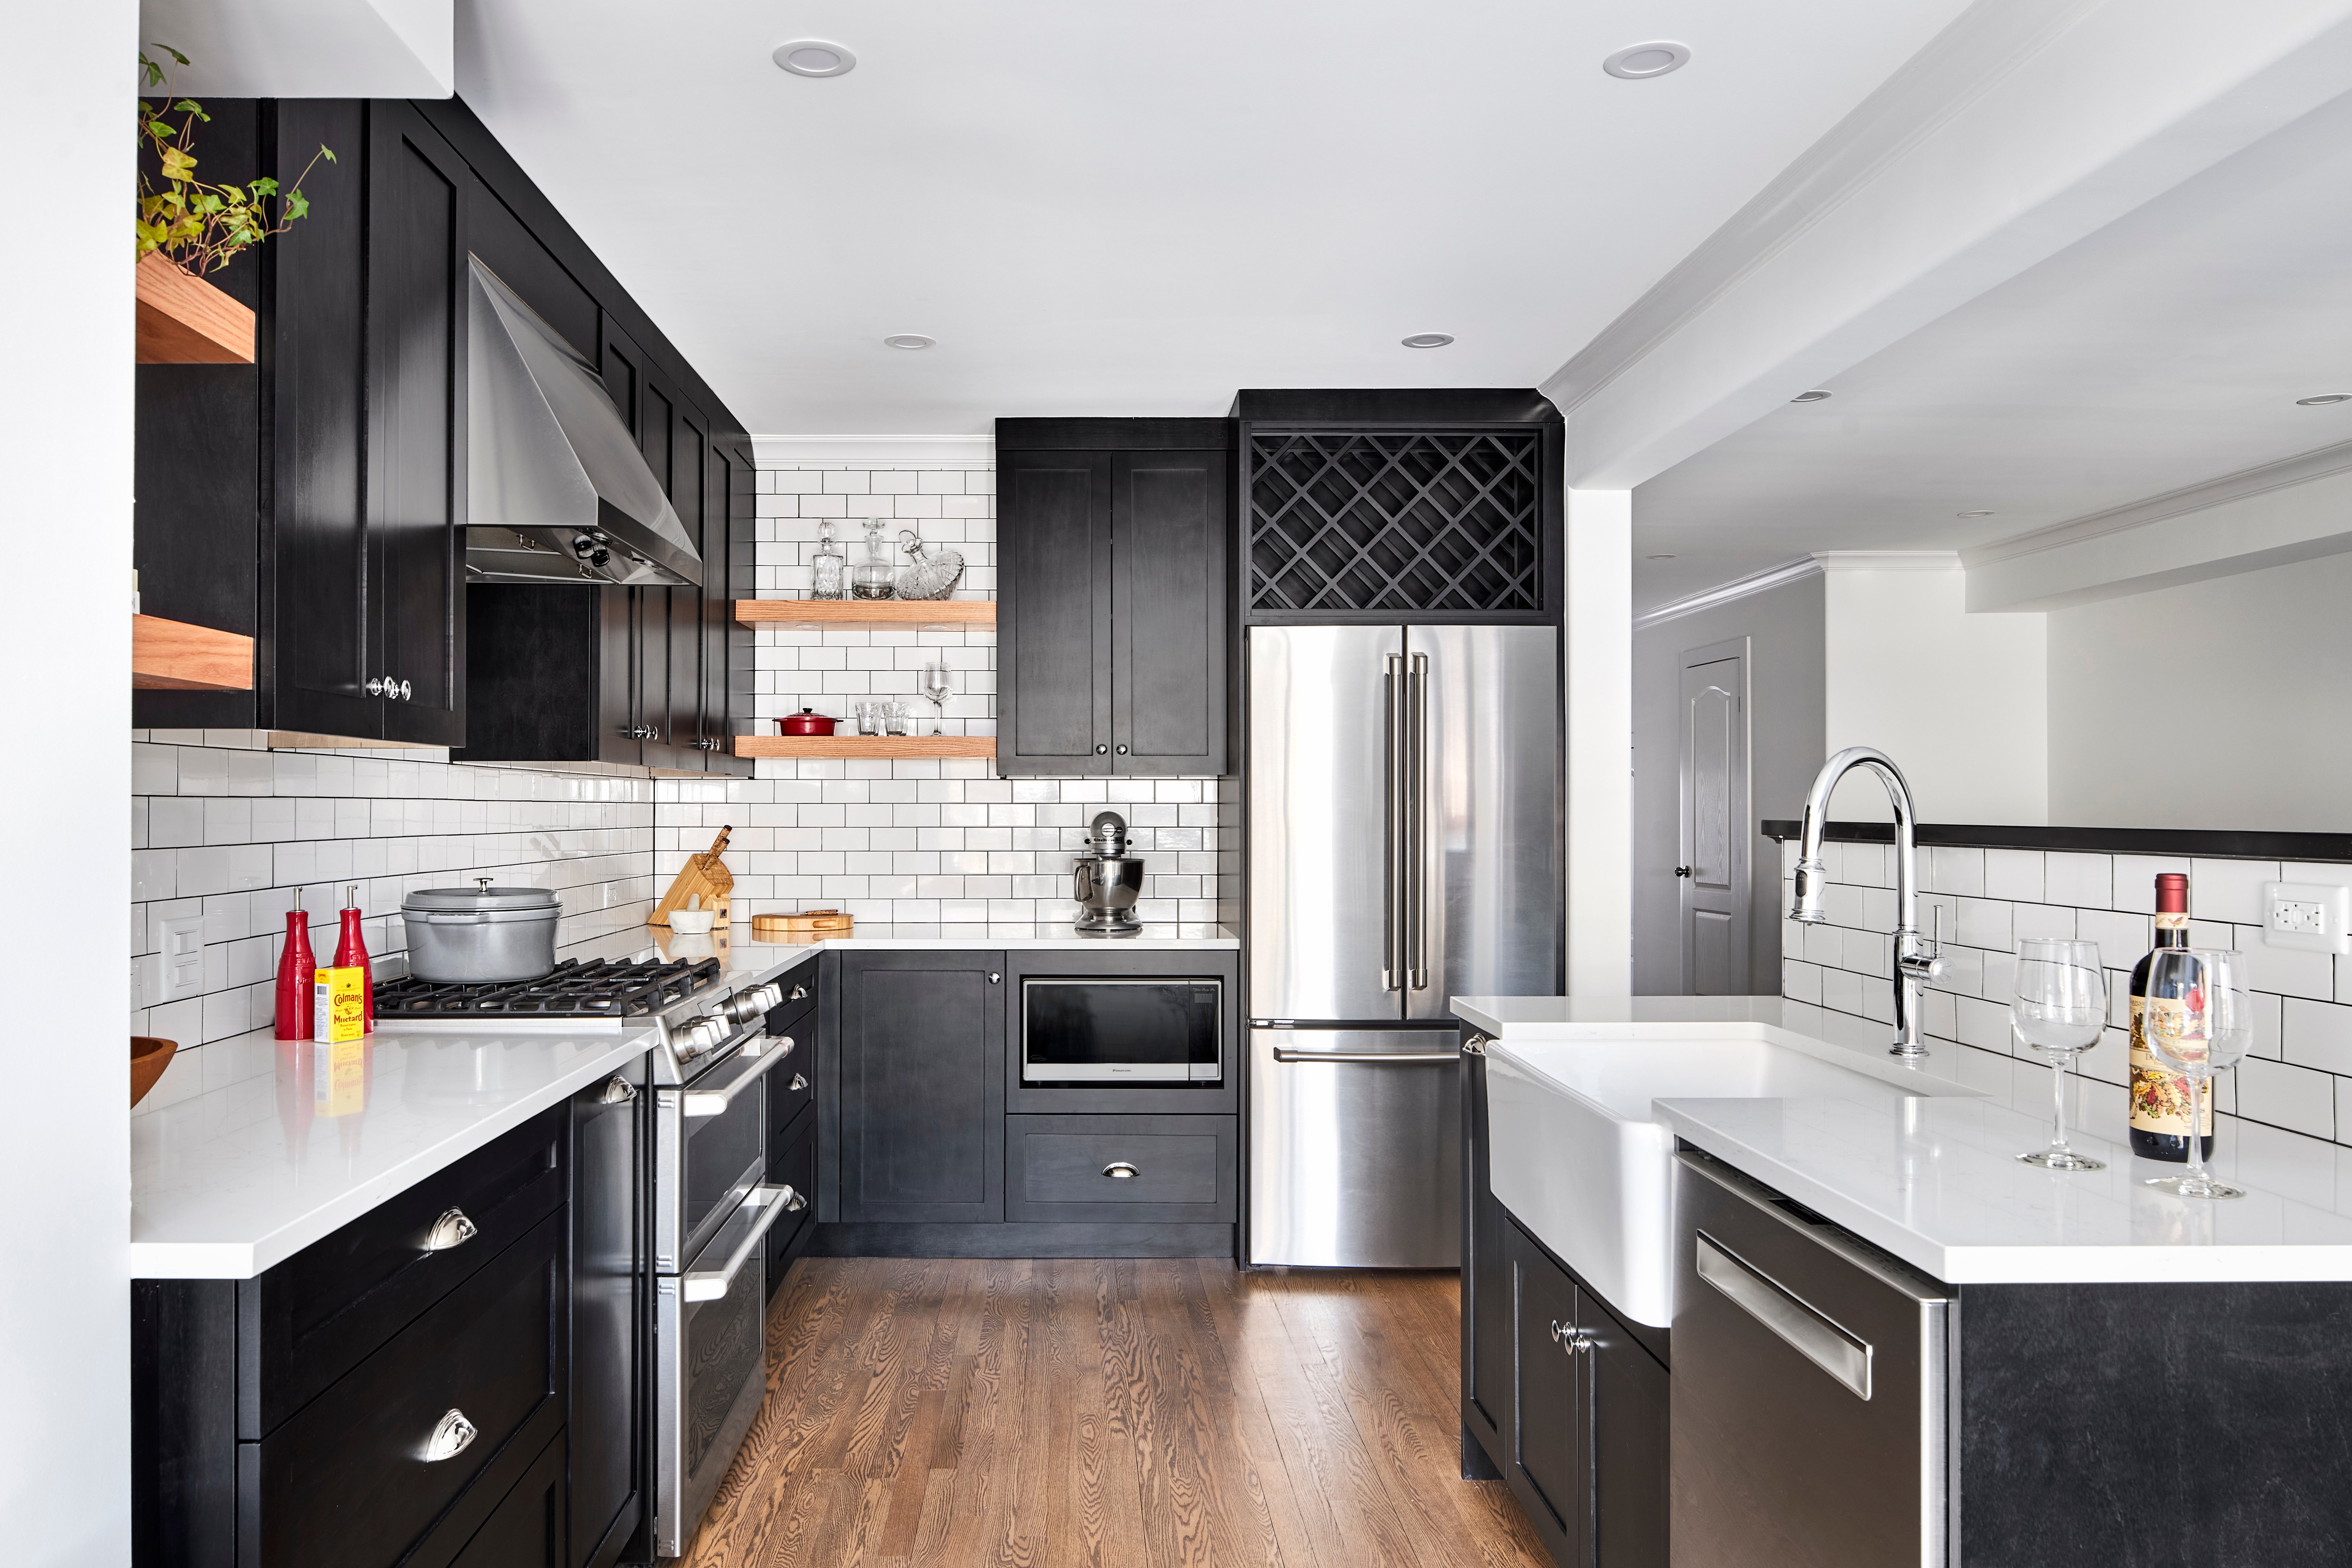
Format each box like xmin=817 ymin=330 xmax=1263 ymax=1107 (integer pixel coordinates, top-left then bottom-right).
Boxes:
xmin=456 ymin=0 xmax=1975 ymax=434
xmin=1630 ymin=78 xmax=2352 ymax=611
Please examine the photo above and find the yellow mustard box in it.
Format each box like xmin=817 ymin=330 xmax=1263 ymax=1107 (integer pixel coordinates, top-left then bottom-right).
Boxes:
xmin=312 ymin=965 xmax=367 ymax=1044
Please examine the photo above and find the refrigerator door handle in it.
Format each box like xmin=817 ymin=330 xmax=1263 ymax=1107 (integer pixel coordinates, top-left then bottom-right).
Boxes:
xmin=1383 ymin=652 xmax=1406 ymax=991
xmin=1407 ymin=651 xmax=1429 ymax=990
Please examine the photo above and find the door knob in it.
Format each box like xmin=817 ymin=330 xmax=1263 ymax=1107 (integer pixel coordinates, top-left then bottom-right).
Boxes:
xmin=1674 ymin=866 xmax=1693 ymax=878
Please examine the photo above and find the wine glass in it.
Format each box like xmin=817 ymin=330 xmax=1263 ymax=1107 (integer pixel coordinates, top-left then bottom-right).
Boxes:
xmin=2011 ymin=939 xmax=2110 ymax=1170
xmin=2140 ymin=948 xmax=2251 ymax=1199
xmin=920 ymin=661 xmax=953 ymax=736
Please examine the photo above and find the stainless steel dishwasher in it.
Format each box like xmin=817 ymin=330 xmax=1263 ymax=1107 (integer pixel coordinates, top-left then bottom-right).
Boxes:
xmin=1671 ymin=1151 xmax=1954 ymax=1568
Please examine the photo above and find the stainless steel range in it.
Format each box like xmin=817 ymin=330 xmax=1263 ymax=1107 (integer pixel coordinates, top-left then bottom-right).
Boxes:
xmin=376 ymin=954 xmax=804 ymax=1557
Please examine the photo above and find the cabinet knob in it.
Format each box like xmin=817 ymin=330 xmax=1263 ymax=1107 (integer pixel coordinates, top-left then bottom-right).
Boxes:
xmin=988 ymin=972 xmax=1001 ymax=985
xmin=1548 ymin=1320 xmax=1596 ymax=1354
xmin=366 ymin=677 xmax=387 ymax=697
xmin=1103 ymin=1162 xmax=1140 ymax=1180
xmin=398 ymin=679 xmax=413 ymax=702
xmin=1095 ymin=744 xmax=1109 ymax=755
xmin=422 ymin=1408 xmax=478 ymax=1463
xmin=423 ymin=1207 xmax=478 ymax=1251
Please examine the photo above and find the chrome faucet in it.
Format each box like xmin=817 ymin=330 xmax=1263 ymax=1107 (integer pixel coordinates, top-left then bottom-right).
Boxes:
xmin=1790 ymin=746 xmax=1944 ymax=1059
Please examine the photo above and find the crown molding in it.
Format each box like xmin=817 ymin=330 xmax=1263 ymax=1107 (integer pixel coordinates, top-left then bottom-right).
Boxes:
xmin=1961 ymin=439 xmax=2352 ymax=569
xmin=751 ymin=434 xmax=995 ymax=467
xmin=1633 ymin=556 xmax=1822 ymax=632
xmin=1810 ymin=550 xmax=1961 ymax=573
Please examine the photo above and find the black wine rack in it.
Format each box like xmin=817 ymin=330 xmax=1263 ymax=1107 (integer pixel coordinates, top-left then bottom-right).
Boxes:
xmin=1247 ymin=429 xmax=1544 ymax=615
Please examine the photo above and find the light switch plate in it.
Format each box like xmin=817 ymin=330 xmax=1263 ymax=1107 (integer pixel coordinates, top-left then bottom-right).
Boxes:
xmin=154 ymin=913 xmax=206 ymax=1002
xmin=2263 ymin=881 xmax=2351 ymax=954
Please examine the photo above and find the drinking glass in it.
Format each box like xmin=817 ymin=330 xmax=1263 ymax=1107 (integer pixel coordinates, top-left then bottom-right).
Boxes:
xmin=883 ymin=700 xmax=909 ymax=736
xmin=2011 ymin=939 xmax=2110 ymax=1170
xmin=920 ymin=661 xmax=954 ymax=736
xmin=2141 ymin=947 xmax=2252 ymax=1199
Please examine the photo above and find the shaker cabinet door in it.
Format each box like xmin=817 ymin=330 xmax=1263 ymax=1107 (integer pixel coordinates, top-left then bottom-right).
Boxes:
xmin=368 ymin=99 xmax=468 ymax=748
xmin=1111 ymin=450 xmax=1227 ymax=775
xmin=998 ymin=451 xmax=1113 ymax=775
xmin=837 ymin=952 xmax=1006 ymax=1223
xmin=1508 ymin=1221 xmax=1590 ymax=1564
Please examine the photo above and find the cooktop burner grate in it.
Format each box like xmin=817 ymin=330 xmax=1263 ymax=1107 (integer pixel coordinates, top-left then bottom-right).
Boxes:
xmin=375 ymin=957 xmax=723 ymax=1018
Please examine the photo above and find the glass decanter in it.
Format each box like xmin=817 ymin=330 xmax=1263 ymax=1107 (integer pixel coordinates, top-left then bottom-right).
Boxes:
xmin=809 ymin=521 xmax=845 ymax=599
xmin=850 ymin=520 xmax=896 ymax=600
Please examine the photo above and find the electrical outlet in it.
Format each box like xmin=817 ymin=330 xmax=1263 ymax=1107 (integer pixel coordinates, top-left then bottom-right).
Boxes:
xmin=154 ymin=913 xmax=206 ymax=1003
xmin=2264 ymin=881 xmax=2352 ymax=955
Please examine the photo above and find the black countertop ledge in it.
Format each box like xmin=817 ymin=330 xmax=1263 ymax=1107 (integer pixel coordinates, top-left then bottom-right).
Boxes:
xmin=1759 ymin=819 xmax=2352 ymax=862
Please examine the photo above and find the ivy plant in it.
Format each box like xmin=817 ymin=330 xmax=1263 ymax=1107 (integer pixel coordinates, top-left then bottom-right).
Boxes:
xmin=137 ymin=46 xmax=334 ymax=277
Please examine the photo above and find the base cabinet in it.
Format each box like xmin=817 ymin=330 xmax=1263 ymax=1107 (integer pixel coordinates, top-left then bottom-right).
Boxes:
xmin=836 ymin=952 xmax=1006 ymax=1225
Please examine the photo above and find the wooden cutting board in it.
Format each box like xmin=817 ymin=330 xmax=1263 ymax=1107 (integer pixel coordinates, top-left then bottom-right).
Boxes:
xmin=750 ymin=910 xmax=853 ymax=939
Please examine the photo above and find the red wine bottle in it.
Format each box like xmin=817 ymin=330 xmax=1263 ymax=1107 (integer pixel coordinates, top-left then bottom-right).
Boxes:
xmin=2129 ymin=873 xmax=2211 ymax=1161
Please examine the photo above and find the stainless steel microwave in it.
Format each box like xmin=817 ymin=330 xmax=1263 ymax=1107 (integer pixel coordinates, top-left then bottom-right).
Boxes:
xmin=1021 ymin=978 xmax=1224 ymax=1083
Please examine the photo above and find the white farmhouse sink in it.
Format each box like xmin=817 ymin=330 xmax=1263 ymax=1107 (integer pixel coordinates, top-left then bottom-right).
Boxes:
xmin=1486 ymin=1037 xmax=1918 ymax=1327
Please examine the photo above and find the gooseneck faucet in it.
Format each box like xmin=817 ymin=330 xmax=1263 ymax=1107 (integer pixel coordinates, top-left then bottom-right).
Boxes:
xmin=1790 ymin=746 xmax=1944 ymax=1059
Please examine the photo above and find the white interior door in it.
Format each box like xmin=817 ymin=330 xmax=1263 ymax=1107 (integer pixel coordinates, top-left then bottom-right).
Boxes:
xmin=1679 ymin=645 xmax=1749 ymax=995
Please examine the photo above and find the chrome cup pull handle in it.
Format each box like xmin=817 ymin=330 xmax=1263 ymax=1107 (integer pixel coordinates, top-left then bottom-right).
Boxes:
xmin=423 ymin=1208 xmax=478 ymax=1251
xmin=598 ymin=1076 xmax=637 ymax=1105
xmin=423 ymin=1408 xmax=477 ymax=1462
xmin=1103 ymin=1162 xmax=1140 ymax=1180
xmin=787 ymin=1073 xmax=809 ymax=1092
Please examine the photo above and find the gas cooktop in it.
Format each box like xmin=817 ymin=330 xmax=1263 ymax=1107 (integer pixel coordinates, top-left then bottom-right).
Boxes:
xmin=374 ymin=957 xmax=723 ymax=1020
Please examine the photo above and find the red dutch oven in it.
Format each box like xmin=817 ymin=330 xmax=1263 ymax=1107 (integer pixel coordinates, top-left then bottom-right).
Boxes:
xmin=780 ymin=708 xmax=836 ymax=736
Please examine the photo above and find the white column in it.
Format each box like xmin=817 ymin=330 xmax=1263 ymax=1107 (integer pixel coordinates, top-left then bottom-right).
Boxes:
xmin=3 ymin=2 xmax=136 ymax=1559
xmin=1565 ymin=488 xmax=1633 ymax=996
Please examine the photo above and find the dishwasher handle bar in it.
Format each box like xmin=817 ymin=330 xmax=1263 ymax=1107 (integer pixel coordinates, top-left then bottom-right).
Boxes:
xmin=1695 ymin=1231 xmax=1875 ymax=1400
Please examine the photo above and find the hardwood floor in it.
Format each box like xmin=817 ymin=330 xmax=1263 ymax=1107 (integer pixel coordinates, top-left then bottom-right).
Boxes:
xmin=683 ymin=1257 xmax=1552 ymax=1568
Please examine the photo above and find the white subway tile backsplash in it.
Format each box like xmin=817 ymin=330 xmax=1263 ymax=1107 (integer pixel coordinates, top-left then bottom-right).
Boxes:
xmin=2235 ymin=1057 xmax=2336 ymax=1140
xmin=1983 ymin=849 xmax=2044 ymax=903
xmin=2043 ymin=852 xmax=2112 ymax=910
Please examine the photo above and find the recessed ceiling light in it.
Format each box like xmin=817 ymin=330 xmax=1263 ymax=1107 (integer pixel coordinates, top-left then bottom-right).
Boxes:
xmin=882 ymin=334 xmax=934 ymax=350
xmin=1603 ymin=42 xmax=1691 ymax=79
xmin=2296 ymin=393 xmax=2351 ymax=406
xmin=1958 ymin=509 xmax=1995 ymax=518
xmin=1790 ymin=389 xmax=1832 ymax=404
xmin=774 ymin=39 xmax=856 ymax=77
xmin=1402 ymin=333 xmax=1455 ymax=349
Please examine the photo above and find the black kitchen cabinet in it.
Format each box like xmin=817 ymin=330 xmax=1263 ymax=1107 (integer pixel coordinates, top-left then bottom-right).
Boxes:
xmin=136 ymin=98 xmax=466 ymax=747
xmin=1461 ymin=1042 xmax=1512 ymax=1478
xmin=1502 ymin=1222 xmax=1670 ymax=1568
xmin=569 ymin=1057 xmax=648 ymax=1568
xmin=835 ymin=951 xmax=1006 ymax=1224
xmin=996 ymin=419 xmax=1231 ymax=776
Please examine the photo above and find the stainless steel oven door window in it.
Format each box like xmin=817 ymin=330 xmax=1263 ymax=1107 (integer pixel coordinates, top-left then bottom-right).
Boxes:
xmin=1021 ymin=978 xmax=1223 ymax=1083
xmin=654 ymin=1031 xmax=794 ymax=1271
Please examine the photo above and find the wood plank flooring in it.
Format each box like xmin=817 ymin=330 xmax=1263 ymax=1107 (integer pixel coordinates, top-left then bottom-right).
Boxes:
xmin=683 ymin=1257 xmax=1552 ymax=1568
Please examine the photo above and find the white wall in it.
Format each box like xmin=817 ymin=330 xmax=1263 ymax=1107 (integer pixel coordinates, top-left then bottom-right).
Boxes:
xmin=8 ymin=2 xmax=135 ymax=1560
xmin=1567 ymin=490 xmax=1633 ymax=996
xmin=2048 ymin=550 xmax=2352 ymax=832
xmin=1820 ymin=555 xmax=2047 ymax=825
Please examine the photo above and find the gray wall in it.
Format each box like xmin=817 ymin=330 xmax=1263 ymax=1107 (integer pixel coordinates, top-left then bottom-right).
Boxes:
xmin=1633 ymin=574 xmax=1826 ymax=995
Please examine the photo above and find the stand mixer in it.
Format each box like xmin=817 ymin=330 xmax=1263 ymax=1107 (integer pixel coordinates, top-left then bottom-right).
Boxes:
xmin=1071 ymin=811 xmax=1145 ymax=936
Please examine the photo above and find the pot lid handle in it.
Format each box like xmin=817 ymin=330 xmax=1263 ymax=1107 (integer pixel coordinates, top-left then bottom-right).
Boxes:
xmin=476 ymin=877 xmax=494 ymax=893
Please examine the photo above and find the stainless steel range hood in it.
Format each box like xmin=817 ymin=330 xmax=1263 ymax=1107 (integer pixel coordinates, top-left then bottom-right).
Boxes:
xmin=465 ymin=258 xmax=703 ymax=589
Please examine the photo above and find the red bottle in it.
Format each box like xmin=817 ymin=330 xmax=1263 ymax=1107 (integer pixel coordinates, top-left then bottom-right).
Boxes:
xmin=274 ymin=890 xmax=317 ymax=1041
xmin=333 ymin=883 xmax=375 ymax=1031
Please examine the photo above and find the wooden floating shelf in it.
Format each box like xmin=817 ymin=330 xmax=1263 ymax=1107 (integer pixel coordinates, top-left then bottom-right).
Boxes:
xmin=134 ymin=252 xmax=255 ymax=365
xmin=733 ymin=735 xmax=997 ymax=760
xmin=133 ymin=613 xmax=254 ymax=691
xmin=735 ymin=598 xmax=993 ymax=628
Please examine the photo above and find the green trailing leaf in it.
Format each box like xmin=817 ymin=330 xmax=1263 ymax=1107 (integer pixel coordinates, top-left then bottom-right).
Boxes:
xmin=134 ymin=49 xmax=333 ymax=275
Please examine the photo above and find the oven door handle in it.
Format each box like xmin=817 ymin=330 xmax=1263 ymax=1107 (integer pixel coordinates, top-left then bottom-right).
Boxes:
xmin=680 ymin=1184 xmax=797 ymax=1302
xmin=679 ymin=1033 xmax=796 ymax=1119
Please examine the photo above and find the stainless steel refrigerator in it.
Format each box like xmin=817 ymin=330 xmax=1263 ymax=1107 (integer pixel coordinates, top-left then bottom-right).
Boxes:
xmin=1247 ymin=624 xmax=1562 ymax=1266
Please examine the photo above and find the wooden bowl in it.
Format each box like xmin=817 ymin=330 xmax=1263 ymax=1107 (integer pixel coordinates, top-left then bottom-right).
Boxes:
xmin=132 ymin=1035 xmax=179 ymax=1107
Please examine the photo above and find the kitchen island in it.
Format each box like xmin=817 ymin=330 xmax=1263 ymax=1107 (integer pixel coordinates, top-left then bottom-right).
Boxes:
xmin=1454 ymin=994 xmax=2352 ymax=1568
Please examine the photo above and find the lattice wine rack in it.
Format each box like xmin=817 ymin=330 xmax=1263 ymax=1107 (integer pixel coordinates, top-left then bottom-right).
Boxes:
xmin=1247 ymin=429 xmax=1544 ymax=614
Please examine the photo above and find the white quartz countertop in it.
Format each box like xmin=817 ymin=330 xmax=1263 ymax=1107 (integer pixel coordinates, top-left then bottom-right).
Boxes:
xmin=1455 ymin=994 xmax=2352 ymax=1287
xmin=561 ymin=922 xmax=1237 ymax=984
xmin=131 ymin=1025 xmax=654 ymax=1279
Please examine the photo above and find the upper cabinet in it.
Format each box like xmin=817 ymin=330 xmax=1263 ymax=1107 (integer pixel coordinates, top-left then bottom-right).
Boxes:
xmin=134 ymin=96 xmax=751 ymax=771
xmin=137 ymin=99 xmax=467 ymax=745
xmin=996 ymin=419 xmax=1232 ymax=777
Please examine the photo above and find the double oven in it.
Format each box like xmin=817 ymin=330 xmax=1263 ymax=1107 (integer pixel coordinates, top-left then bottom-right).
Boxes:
xmin=648 ymin=974 xmax=803 ymax=1558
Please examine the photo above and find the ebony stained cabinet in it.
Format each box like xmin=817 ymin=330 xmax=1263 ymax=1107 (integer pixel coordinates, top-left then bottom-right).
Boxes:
xmin=834 ymin=951 xmax=1006 ymax=1224
xmin=995 ymin=419 xmax=1231 ymax=776
xmin=134 ymin=98 xmax=466 ymax=746
xmin=1463 ymin=1045 xmax=1669 ymax=1568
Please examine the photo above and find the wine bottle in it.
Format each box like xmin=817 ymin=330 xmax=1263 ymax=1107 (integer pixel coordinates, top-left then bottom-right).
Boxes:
xmin=2129 ymin=872 xmax=2212 ymax=1160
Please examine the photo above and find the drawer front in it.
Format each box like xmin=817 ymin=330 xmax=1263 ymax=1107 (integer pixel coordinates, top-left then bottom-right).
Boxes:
xmin=764 ymin=1108 xmax=817 ymax=1293
xmin=244 ymin=1210 xmax=567 ymax=1568
xmin=1005 ymin=1114 xmax=1235 ymax=1222
xmin=444 ymin=1429 xmax=564 ymax=1568
xmin=240 ymin=1104 xmax=566 ymax=1438
xmin=765 ymin=1032 xmax=814 ymax=1138
xmin=764 ymin=959 xmax=820 ymax=1038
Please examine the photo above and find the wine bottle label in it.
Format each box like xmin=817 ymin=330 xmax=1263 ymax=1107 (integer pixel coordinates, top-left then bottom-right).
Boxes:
xmin=2129 ymin=995 xmax=2211 ymax=1136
